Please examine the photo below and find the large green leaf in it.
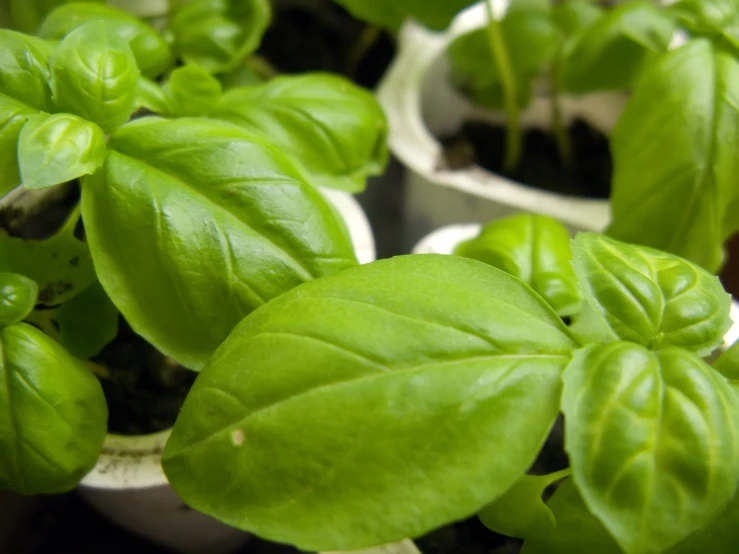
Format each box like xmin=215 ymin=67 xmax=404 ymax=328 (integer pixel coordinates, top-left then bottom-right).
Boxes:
xmin=18 ymin=113 xmax=106 ymax=190
xmin=38 ymin=2 xmax=173 ymax=79
xmin=211 ymin=74 xmax=388 ymax=193
xmin=167 ymin=0 xmax=271 ymax=74
xmin=82 ymin=117 xmax=356 ymax=371
xmin=562 ymin=342 xmax=739 ymax=554
xmin=163 ymin=254 xmax=577 ymax=550
xmin=0 ymin=273 xmax=38 ymax=328
xmin=0 ymin=208 xmax=95 ymax=307
xmin=0 ymin=30 xmax=54 ymax=194
xmin=50 ymin=21 xmax=139 ymax=133
xmin=559 ymin=1 xmax=675 ymax=94
xmin=607 ymin=40 xmax=739 ymax=273
xmin=0 ymin=323 xmax=107 ymax=494
xmin=571 ymin=233 xmax=732 ymax=356
xmin=448 ymin=0 xmax=559 ymax=110
xmin=331 ymin=0 xmax=476 ymax=31
xmin=454 ymin=214 xmax=581 ymax=317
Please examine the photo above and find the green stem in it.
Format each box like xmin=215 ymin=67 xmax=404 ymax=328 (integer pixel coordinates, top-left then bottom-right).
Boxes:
xmin=484 ymin=0 xmax=522 ymax=174
xmin=550 ymin=63 xmax=571 ymax=167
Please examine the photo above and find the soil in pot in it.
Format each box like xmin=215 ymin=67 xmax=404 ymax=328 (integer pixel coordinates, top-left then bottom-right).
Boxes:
xmin=439 ymin=119 xmax=613 ymax=200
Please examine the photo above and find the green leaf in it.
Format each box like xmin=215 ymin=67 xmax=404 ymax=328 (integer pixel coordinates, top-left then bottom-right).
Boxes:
xmin=0 ymin=273 xmax=38 ymax=327
xmin=669 ymin=485 xmax=739 ymax=553
xmin=0 ymin=208 xmax=96 ymax=307
xmin=669 ymin=0 xmax=738 ymax=38
xmin=167 ymin=0 xmax=271 ymax=74
xmin=56 ymin=281 xmax=118 ymax=360
xmin=561 ymin=342 xmax=739 ymax=554
xmin=50 ymin=21 xmax=140 ymax=133
xmin=448 ymin=0 xmax=559 ymax=110
xmin=211 ymin=74 xmax=388 ymax=193
xmin=38 ymin=2 xmax=173 ymax=79
xmin=454 ymin=214 xmax=581 ymax=317
xmin=8 ymin=0 xmax=104 ymax=34
xmin=571 ymin=233 xmax=732 ymax=356
xmin=714 ymin=340 xmax=739 ymax=393
xmin=0 ymin=30 xmax=54 ymax=195
xmin=331 ymin=0 xmax=477 ymax=31
xmin=559 ymin=1 xmax=675 ymax=94
xmin=608 ymin=40 xmax=739 ymax=273
xmin=552 ymin=0 xmax=602 ymax=37
xmin=521 ymin=479 xmax=622 ymax=554
xmin=0 ymin=322 xmax=107 ymax=494
xmin=18 ymin=113 xmax=106 ymax=190
xmin=478 ymin=469 xmax=570 ymax=540
xmin=82 ymin=117 xmax=357 ymax=371
xmin=134 ymin=77 xmax=169 ymax=114
xmin=162 ymin=254 xmax=578 ymax=550
xmin=163 ymin=65 xmax=222 ymax=117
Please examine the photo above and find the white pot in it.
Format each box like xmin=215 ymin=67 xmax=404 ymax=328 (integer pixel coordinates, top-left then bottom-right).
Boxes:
xmin=79 ymin=189 xmax=376 ymax=553
xmin=413 ymin=223 xmax=739 ymax=352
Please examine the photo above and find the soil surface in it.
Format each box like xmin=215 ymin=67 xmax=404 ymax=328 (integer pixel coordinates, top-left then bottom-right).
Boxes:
xmin=94 ymin=318 xmax=196 ymax=436
xmin=439 ymin=119 xmax=613 ymax=199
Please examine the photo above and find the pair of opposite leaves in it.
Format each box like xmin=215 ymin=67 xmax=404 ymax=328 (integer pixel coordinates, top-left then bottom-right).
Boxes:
xmin=162 ymin=230 xmax=739 ymax=554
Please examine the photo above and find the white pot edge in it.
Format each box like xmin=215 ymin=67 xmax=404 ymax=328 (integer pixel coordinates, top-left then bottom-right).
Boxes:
xmin=413 ymin=223 xmax=739 ymax=352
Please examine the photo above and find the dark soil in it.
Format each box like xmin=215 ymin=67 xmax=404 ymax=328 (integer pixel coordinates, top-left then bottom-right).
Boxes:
xmin=93 ymin=318 xmax=196 ymax=436
xmin=259 ymin=0 xmax=395 ymax=88
xmin=439 ymin=119 xmax=613 ymax=199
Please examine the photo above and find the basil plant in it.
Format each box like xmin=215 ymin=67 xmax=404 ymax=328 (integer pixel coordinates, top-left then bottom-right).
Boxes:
xmin=0 ymin=2 xmax=387 ymax=494
xmin=163 ymin=211 xmax=739 ymax=554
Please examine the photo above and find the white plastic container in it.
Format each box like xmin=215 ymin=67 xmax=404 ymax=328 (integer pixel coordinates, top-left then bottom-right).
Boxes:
xmin=78 ymin=188 xmax=376 ymax=553
xmin=376 ymin=2 xmax=624 ymax=249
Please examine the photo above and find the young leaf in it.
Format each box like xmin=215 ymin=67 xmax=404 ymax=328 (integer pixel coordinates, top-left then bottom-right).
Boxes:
xmin=454 ymin=214 xmax=581 ymax=317
xmin=163 ymin=254 xmax=578 ymax=551
xmin=18 ymin=113 xmax=106 ymax=190
xmin=713 ymin=340 xmax=739 ymax=394
xmin=331 ymin=0 xmax=477 ymax=31
xmin=0 ymin=273 xmax=38 ymax=327
xmin=559 ymin=1 xmax=675 ymax=94
xmin=0 ymin=208 xmax=95 ymax=306
xmin=0 ymin=30 xmax=54 ymax=194
xmin=0 ymin=323 xmax=107 ymax=495
xmin=478 ymin=469 xmax=570 ymax=540
xmin=38 ymin=3 xmax=173 ymax=79
xmin=135 ymin=77 xmax=169 ymax=114
xmin=521 ymin=479 xmax=622 ymax=554
xmin=448 ymin=0 xmax=559 ymax=110
xmin=562 ymin=342 xmax=739 ymax=554
xmin=608 ymin=40 xmax=739 ymax=273
xmin=162 ymin=66 xmax=222 ymax=117
xmin=211 ymin=74 xmax=388 ymax=193
xmin=50 ymin=21 xmax=140 ymax=133
xmin=8 ymin=0 xmax=104 ymax=34
xmin=82 ymin=117 xmax=357 ymax=371
xmin=56 ymin=281 xmax=118 ymax=360
xmin=571 ymin=233 xmax=732 ymax=356
xmin=167 ymin=0 xmax=271 ymax=73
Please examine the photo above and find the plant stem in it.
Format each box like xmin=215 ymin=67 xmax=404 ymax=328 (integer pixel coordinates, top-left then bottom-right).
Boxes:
xmin=550 ymin=61 xmax=571 ymax=167
xmin=484 ymin=0 xmax=522 ymax=174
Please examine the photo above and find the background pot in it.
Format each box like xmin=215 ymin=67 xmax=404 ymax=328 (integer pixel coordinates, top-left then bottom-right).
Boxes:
xmin=78 ymin=188 xmax=375 ymax=553
xmin=376 ymin=2 xmax=625 ymax=251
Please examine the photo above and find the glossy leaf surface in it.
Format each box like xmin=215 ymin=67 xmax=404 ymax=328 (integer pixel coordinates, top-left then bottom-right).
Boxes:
xmin=38 ymin=2 xmax=173 ymax=78
xmin=608 ymin=40 xmax=739 ymax=272
xmin=331 ymin=0 xmax=476 ymax=31
xmin=50 ymin=22 xmax=139 ymax=133
xmin=0 ymin=209 xmax=95 ymax=306
xmin=163 ymin=65 xmax=222 ymax=117
xmin=163 ymin=254 xmax=577 ymax=550
xmin=18 ymin=113 xmax=105 ymax=190
xmin=0 ymin=323 xmax=107 ymax=494
xmin=82 ymin=117 xmax=356 ymax=370
xmin=167 ymin=0 xmax=271 ymax=73
xmin=560 ymin=1 xmax=675 ymax=93
xmin=0 ymin=31 xmax=54 ymax=194
xmin=562 ymin=342 xmax=739 ymax=554
xmin=571 ymin=233 xmax=732 ymax=356
xmin=57 ymin=281 xmax=118 ymax=359
xmin=212 ymin=74 xmax=388 ymax=193
xmin=0 ymin=273 xmax=38 ymax=327
xmin=454 ymin=214 xmax=581 ymax=317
